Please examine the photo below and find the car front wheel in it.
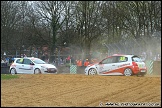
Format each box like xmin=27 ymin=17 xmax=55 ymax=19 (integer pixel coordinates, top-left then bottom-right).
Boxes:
xmin=10 ymin=68 xmax=17 ymax=75
xmin=124 ymin=68 xmax=132 ymax=76
xmin=34 ymin=68 xmax=41 ymax=74
xmin=88 ymin=68 xmax=97 ymax=75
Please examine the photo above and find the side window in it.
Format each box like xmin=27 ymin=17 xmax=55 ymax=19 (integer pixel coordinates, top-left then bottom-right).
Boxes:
xmin=23 ymin=59 xmax=32 ymax=65
xmin=132 ymin=56 xmax=142 ymax=62
xmin=118 ymin=56 xmax=128 ymax=62
xmin=16 ymin=58 xmax=23 ymax=64
xmin=102 ymin=58 xmax=113 ymax=64
xmin=102 ymin=59 xmax=108 ymax=64
xmin=112 ymin=57 xmax=118 ymax=63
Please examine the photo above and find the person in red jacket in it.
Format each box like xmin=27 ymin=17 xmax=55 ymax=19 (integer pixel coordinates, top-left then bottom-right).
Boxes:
xmin=78 ymin=59 xmax=82 ymax=67
xmin=84 ymin=59 xmax=90 ymax=67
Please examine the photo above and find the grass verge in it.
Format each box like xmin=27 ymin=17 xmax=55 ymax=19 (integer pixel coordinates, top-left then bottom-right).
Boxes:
xmin=1 ymin=74 xmax=19 ymax=80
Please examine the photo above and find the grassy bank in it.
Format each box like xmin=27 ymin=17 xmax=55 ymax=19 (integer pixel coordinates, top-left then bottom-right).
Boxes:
xmin=1 ymin=74 xmax=19 ymax=80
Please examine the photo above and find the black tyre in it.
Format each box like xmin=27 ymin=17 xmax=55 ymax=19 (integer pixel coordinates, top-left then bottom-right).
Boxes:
xmin=88 ymin=68 xmax=97 ymax=75
xmin=10 ymin=68 xmax=17 ymax=75
xmin=124 ymin=68 xmax=132 ymax=76
xmin=34 ymin=68 xmax=41 ymax=74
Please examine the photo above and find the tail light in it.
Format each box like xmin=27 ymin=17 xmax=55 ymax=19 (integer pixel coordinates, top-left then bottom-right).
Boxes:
xmin=132 ymin=62 xmax=138 ymax=66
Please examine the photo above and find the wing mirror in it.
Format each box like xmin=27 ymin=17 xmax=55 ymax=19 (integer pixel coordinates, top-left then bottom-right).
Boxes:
xmin=30 ymin=63 xmax=35 ymax=65
xmin=99 ymin=61 xmax=102 ymax=64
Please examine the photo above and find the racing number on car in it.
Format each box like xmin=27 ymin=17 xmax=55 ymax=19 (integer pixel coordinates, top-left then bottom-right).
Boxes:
xmin=138 ymin=64 xmax=142 ymax=68
xmin=19 ymin=58 xmax=23 ymax=63
xmin=120 ymin=56 xmax=126 ymax=61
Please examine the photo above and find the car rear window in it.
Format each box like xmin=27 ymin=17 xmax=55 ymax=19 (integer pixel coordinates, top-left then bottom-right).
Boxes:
xmin=132 ymin=56 xmax=142 ymax=62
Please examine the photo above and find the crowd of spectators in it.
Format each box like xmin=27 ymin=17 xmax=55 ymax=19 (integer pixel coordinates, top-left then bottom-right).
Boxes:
xmin=1 ymin=51 xmax=161 ymax=68
xmin=140 ymin=50 xmax=161 ymax=62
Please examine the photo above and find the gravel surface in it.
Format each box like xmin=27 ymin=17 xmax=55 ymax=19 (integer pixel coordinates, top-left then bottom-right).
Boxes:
xmin=1 ymin=73 xmax=161 ymax=107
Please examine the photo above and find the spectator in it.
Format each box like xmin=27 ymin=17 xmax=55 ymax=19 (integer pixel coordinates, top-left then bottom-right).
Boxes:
xmin=1 ymin=58 xmax=5 ymax=63
xmin=70 ymin=55 xmax=75 ymax=65
xmin=9 ymin=56 xmax=12 ymax=64
xmin=66 ymin=55 xmax=71 ymax=63
xmin=157 ymin=54 xmax=161 ymax=61
xmin=21 ymin=54 xmax=23 ymax=58
xmin=84 ymin=59 xmax=90 ymax=67
xmin=11 ymin=56 xmax=14 ymax=62
xmin=77 ymin=59 xmax=82 ymax=67
xmin=24 ymin=54 xmax=27 ymax=57
xmin=41 ymin=54 xmax=45 ymax=61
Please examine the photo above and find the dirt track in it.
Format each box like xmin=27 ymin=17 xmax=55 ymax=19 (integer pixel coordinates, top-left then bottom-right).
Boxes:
xmin=1 ymin=74 xmax=161 ymax=107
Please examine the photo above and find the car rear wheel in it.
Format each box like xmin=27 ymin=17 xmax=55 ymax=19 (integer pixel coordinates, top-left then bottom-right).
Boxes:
xmin=34 ymin=68 xmax=41 ymax=74
xmin=88 ymin=68 xmax=97 ymax=75
xmin=124 ymin=68 xmax=132 ymax=76
xmin=10 ymin=68 xmax=17 ymax=75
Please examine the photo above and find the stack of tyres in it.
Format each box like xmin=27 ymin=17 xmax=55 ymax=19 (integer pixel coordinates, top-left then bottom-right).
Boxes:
xmin=153 ymin=61 xmax=161 ymax=75
xmin=1 ymin=63 xmax=10 ymax=74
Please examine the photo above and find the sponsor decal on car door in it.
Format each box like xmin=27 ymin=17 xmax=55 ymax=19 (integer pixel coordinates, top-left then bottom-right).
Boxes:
xmin=16 ymin=58 xmax=24 ymax=73
xmin=22 ymin=59 xmax=34 ymax=74
xmin=98 ymin=57 xmax=115 ymax=74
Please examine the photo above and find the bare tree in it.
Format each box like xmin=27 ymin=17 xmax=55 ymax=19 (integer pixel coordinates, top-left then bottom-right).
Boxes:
xmin=34 ymin=1 xmax=67 ymax=55
xmin=1 ymin=1 xmax=24 ymax=55
xmin=73 ymin=1 xmax=103 ymax=57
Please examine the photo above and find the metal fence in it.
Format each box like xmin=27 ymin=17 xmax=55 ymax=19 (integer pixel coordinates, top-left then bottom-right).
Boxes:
xmin=104 ymin=36 xmax=161 ymax=61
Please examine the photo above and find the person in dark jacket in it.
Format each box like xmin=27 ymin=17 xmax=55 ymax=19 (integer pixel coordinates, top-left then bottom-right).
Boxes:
xmin=41 ymin=54 xmax=45 ymax=61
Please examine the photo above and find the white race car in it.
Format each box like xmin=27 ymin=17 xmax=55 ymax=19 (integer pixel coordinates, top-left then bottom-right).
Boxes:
xmin=85 ymin=54 xmax=147 ymax=76
xmin=9 ymin=57 xmax=57 ymax=74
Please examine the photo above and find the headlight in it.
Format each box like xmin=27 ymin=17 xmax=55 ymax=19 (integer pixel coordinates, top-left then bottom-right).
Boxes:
xmin=41 ymin=66 xmax=48 ymax=69
xmin=87 ymin=65 xmax=91 ymax=67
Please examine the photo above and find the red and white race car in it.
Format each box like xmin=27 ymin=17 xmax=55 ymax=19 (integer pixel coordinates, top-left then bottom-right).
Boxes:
xmin=85 ymin=54 xmax=147 ymax=76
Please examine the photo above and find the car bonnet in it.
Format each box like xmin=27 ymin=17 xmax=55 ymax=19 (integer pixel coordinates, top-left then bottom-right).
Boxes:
xmin=40 ymin=64 xmax=56 ymax=68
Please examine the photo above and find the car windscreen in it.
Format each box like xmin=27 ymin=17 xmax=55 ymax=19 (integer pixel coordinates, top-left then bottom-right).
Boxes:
xmin=132 ymin=56 xmax=142 ymax=62
xmin=32 ymin=59 xmax=46 ymax=64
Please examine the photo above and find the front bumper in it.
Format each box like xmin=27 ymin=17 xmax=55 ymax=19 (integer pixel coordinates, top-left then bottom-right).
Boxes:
xmin=137 ymin=71 xmax=147 ymax=76
xmin=44 ymin=68 xmax=57 ymax=73
xmin=85 ymin=67 xmax=89 ymax=75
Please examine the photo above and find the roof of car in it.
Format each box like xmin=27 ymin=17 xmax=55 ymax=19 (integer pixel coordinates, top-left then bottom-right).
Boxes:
xmin=111 ymin=54 xmax=135 ymax=57
xmin=14 ymin=57 xmax=39 ymax=59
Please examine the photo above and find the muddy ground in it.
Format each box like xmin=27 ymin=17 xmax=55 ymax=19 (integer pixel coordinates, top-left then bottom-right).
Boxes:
xmin=1 ymin=72 xmax=161 ymax=107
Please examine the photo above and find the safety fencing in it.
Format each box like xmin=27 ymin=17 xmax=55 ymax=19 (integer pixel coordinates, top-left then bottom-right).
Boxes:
xmin=1 ymin=63 xmax=10 ymax=74
xmin=1 ymin=61 xmax=160 ymax=75
xmin=70 ymin=65 xmax=77 ymax=74
xmin=143 ymin=60 xmax=161 ymax=75
xmin=104 ymin=37 xmax=161 ymax=60
xmin=68 ymin=60 xmax=161 ymax=75
xmin=152 ymin=61 xmax=161 ymax=75
xmin=145 ymin=60 xmax=154 ymax=75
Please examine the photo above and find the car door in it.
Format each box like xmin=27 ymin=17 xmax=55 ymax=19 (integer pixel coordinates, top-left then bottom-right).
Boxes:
xmin=98 ymin=57 xmax=116 ymax=74
xmin=22 ymin=59 xmax=34 ymax=74
xmin=15 ymin=58 xmax=24 ymax=74
xmin=114 ymin=56 xmax=129 ymax=73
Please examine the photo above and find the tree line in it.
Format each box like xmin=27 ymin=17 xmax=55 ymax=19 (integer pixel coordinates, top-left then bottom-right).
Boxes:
xmin=1 ymin=1 xmax=161 ymax=57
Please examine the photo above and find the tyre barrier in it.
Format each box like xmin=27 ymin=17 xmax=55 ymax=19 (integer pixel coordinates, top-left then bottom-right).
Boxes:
xmin=70 ymin=65 xmax=77 ymax=74
xmin=1 ymin=63 xmax=10 ymax=74
xmin=153 ymin=61 xmax=161 ymax=75
xmin=145 ymin=60 xmax=161 ymax=75
xmin=145 ymin=60 xmax=153 ymax=75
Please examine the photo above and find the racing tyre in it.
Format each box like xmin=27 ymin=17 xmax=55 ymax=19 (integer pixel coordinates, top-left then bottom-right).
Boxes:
xmin=124 ymin=68 xmax=132 ymax=76
xmin=10 ymin=68 xmax=17 ymax=75
xmin=88 ymin=68 xmax=97 ymax=75
xmin=34 ymin=68 xmax=41 ymax=74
